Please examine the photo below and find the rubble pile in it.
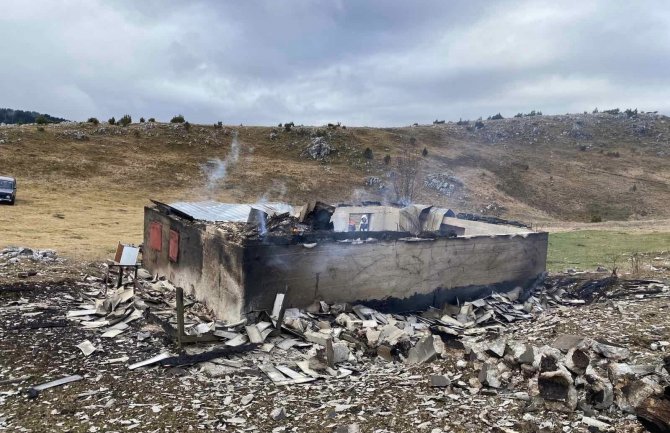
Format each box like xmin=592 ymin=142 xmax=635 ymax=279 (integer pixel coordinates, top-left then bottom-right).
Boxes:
xmin=1 ymin=263 xmax=669 ymax=431
xmin=0 ymin=246 xmax=63 ymax=279
xmin=423 ymin=173 xmax=464 ymax=197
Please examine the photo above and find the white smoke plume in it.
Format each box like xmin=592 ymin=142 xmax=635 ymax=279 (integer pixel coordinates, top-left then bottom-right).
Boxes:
xmin=202 ymin=131 xmax=240 ymax=192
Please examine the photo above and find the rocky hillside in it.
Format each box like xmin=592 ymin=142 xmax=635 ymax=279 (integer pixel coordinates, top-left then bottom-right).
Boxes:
xmin=0 ymin=108 xmax=67 ymax=124
xmin=0 ymin=112 xmax=669 ymax=228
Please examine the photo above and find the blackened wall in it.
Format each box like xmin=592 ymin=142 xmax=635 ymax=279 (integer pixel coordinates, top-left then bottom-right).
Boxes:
xmin=143 ymin=206 xmax=246 ymax=320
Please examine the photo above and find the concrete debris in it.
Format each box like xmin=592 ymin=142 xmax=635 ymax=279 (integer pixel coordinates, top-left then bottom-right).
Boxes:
xmin=76 ymin=340 xmax=97 ymax=356
xmin=538 ymin=368 xmax=578 ymax=410
xmin=479 ymin=363 xmax=502 ymax=388
xmin=270 ymin=407 xmax=286 ymax=421
xmin=485 ymin=337 xmax=507 ymax=358
xmin=2 ymin=257 xmax=670 ymax=431
xmin=430 ymin=374 xmax=451 ymax=387
xmin=594 ymin=341 xmax=631 ymax=360
xmin=407 ymin=335 xmax=438 ymax=365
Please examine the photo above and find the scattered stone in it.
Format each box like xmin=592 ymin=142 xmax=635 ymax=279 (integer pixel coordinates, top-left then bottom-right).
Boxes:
xmin=430 ymin=375 xmax=451 ymax=387
xmin=270 ymin=407 xmax=286 ymax=421
xmin=479 ymin=363 xmax=502 ymax=388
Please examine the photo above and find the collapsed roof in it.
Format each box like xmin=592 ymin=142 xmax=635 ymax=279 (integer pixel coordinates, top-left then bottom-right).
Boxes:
xmin=153 ymin=200 xmax=534 ymax=237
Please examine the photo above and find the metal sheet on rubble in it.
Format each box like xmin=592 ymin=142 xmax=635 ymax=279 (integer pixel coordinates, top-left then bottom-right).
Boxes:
xmin=169 ymin=201 xmax=252 ymax=222
xmin=423 ymin=207 xmax=452 ymax=232
xmin=168 ymin=201 xmax=299 ymax=222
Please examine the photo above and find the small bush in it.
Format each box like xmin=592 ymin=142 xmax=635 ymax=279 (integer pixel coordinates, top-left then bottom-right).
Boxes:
xmin=605 ymin=151 xmax=620 ymax=158
xmin=456 ymin=118 xmax=469 ymax=126
xmin=624 ymin=108 xmax=638 ymax=118
xmin=170 ymin=114 xmax=185 ymax=123
xmin=514 ymin=113 xmax=523 ymax=118
xmin=87 ymin=117 xmax=99 ymax=125
xmin=184 ymin=121 xmax=191 ymax=131
xmin=139 ymin=117 xmax=145 ymax=123
xmin=474 ymin=118 xmax=485 ymax=129
xmin=284 ymin=122 xmax=294 ymax=132
xmin=590 ymin=214 xmax=602 ymax=223
xmin=133 ymin=130 xmax=140 ymax=138
xmin=35 ymin=115 xmax=47 ymax=125
xmin=119 ymin=114 xmax=132 ymax=127
xmin=630 ymin=183 xmax=637 ymax=192
xmin=603 ymin=108 xmax=620 ymax=115
xmin=421 ymin=147 xmax=428 ymax=157
xmin=37 ymin=126 xmax=45 ymax=132
xmin=579 ymin=144 xmax=587 ymax=151
xmin=409 ymin=137 xmax=417 ymax=146
xmin=108 ymin=117 xmax=116 ymax=125
xmin=363 ymin=147 xmax=373 ymax=159
xmin=488 ymin=113 xmax=504 ymax=120
xmin=383 ymin=154 xmax=391 ymax=165
xmin=592 ymin=107 xmax=599 ymax=114
xmin=148 ymin=118 xmax=156 ymax=122
xmin=214 ymin=121 xmax=223 ymax=128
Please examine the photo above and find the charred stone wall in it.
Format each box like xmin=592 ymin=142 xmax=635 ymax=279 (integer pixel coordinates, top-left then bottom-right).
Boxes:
xmin=143 ymin=207 xmax=246 ymax=320
xmin=144 ymin=206 xmax=548 ymax=322
xmin=242 ymin=233 xmax=548 ymax=314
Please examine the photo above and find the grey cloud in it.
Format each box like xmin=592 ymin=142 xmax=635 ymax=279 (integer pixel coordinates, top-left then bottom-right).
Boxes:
xmin=1 ymin=0 xmax=669 ymax=125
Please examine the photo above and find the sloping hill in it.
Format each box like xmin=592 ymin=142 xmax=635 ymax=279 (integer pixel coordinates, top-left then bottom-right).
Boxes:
xmin=0 ymin=108 xmax=67 ymax=124
xmin=0 ymin=112 xmax=669 ymax=257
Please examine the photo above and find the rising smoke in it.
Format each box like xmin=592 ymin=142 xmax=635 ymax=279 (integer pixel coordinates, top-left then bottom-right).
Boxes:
xmin=201 ymin=131 xmax=240 ymax=193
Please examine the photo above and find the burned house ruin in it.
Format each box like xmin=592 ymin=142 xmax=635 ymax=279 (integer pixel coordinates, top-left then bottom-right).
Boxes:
xmin=143 ymin=201 xmax=548 ymax=322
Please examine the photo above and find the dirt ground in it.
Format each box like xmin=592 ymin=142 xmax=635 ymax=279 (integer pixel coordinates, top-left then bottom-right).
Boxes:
xmin=0 ymin=259 xmax=668 ymax=432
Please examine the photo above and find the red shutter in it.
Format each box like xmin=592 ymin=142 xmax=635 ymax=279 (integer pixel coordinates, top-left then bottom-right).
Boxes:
xmin=169 ymin=229 xmax=179 ymax=262
xmin=149 ymin=222 xmax=162 ymax=251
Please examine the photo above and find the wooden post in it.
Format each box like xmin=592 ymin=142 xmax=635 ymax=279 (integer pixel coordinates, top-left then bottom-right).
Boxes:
xmin=116 ymin=265 xmax=123 ymax=288
xmin=176 ymin=286 xmax=185 ymax=349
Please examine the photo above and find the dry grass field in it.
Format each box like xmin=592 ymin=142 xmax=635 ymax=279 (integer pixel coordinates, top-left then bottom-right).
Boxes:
xmin=1 ymin=112 xmax=669 ymax=263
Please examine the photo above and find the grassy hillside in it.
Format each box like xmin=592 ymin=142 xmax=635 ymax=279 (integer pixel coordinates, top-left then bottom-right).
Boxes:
xmin=0 ymin=112 xmax=669 ymax=258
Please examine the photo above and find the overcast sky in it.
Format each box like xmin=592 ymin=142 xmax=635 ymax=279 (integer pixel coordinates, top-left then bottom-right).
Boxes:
xmin=2 ymin=0 xmax=669 ymax=126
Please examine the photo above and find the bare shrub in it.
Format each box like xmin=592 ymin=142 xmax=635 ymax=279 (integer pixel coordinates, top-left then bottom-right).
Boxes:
xmin=391 ymin=143 xmax=421 ymax=205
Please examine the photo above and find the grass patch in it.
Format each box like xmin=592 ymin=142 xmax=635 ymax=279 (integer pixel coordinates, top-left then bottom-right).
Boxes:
xmin=547 ymin=230 xmax=670 ymax=272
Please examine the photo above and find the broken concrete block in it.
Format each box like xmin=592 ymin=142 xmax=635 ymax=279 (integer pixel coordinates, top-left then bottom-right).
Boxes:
xmin=485 ymin=337 xmax=507 ymax=358
xmin=478 ymin=363 xmax=501 ymax=388
xmin=76 ymin=340 xmax=97 ymax=357
xmin=304 ymin=330 xmax=332 ymax=347
xmin=508 ymin=341 xmax=535 ymax=365
xmin=376 ymin=345 xmax=393 ymax=362
xmin=551 ymin=334 xmax=585 ymax=353
xmin=334 ymin=424 xmax=360 ymax=433
xmin=407 ymin=335 xmax=437 ymax=365
xmin=270 ymin=407 xmax=286 ymax=421
xmin=636 ymin=392 xmax=670 ymax=433
xmin=332 ymin=342 xmax=351 ymax=364
xmin=430 ymin=374 xmax=451 ymax=387
xmin=584 ymin=373 xmax=614 ymax=410
xmin=593 ymin=341 xmax=630 ymax=360
xmin=538 ymin=367 xmax=577 ymax=410
xmin=378 ymin=324 xmax=408 ymax=346
xmin=539 ymin=354 xmax=560 ymax=373
xmin=608 ymin=362 xmax=657 ymax=384
xmin=564 ymin=347 xmax=590 ymax=375
xmin=618 ymin=377 xmax=664 ymax=414
xmin=365 ymin=329 xmax=381 ymax=346
xmin=581 ymin=416 xmax=610 ymax=431
xmin=534 ymin=345 xmax=563 ymax=371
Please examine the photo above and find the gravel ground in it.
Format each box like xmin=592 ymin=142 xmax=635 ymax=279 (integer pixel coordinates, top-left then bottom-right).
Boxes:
xmin=1 ymin=269 xmax=669 ymax=432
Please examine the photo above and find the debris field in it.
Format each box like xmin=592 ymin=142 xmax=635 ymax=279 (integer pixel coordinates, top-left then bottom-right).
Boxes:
xmin=0 ymin=247 xmax=669 ymax=433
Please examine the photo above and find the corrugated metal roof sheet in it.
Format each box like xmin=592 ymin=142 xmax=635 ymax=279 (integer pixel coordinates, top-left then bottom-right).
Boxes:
xmin=169 ymin=201 xmax=253 ymax=222
xmin=167 ymin=201 xmax=298 ymax=223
